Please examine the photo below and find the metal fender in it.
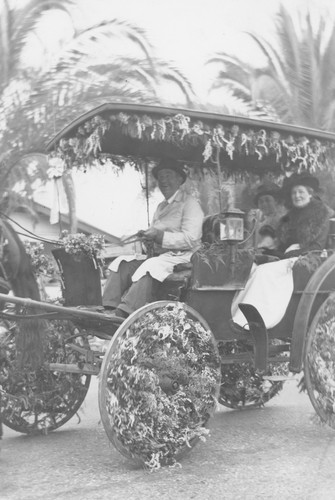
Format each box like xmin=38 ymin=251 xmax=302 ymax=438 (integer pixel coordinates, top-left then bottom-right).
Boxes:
xmin=289 ymin=252 xmax=335 ymax=373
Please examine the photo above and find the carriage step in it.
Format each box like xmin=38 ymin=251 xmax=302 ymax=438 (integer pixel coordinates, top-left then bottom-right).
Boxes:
xmin=221 ymin=355 xmax=288 ymax=364
xmin=238 ymin=303 xmax=268 ymax=372
xmin=45 ymin=362 xmax=100 ymax=375
xmin=262 ymin=375 xmax=297 ymax=382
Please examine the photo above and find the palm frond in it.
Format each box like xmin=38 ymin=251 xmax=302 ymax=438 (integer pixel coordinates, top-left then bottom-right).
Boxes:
xmin=51 ymin=19 xmax=155 ymax=70
xmin=209 ymin=78 xmax=251 ymax=101
xmin=205 ymin=4 xmax=335 ymax=130
xmin=1 ymin=0 xmax=74 ymax=83
xmin=242 ymin=31 xmax=291 ymax=101
xmin=206 ymin=55 xmax=253 ymax=91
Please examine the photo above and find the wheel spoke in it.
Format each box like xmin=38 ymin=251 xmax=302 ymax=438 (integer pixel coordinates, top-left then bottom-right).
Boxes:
xmin=0 ymin=319 xmax=91 ymax=434
xmin=219 ymin=339 xmax=289 ymax=409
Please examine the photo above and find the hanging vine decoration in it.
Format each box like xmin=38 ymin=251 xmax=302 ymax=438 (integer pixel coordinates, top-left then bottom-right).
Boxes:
xmin=48 ymin=112 xmax=335 ymax=178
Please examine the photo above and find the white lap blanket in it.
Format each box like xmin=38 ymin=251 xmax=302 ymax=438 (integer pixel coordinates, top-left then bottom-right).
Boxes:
xmin=108 ymin=254 xmax=146 ymax=272
xmin=231 ymin=257 xmax=298 ymax=329
xmin=109 ymin=251 xmax=194 ymax=283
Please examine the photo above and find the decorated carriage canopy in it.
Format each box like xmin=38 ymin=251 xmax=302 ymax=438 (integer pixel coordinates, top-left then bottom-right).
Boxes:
xmin=46 ymin=103 xmax=335 ymax=179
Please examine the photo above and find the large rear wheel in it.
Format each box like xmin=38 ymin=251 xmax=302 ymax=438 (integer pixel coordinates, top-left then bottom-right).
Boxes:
xmin=0 ymin=319 xmax=91 ymax=434
xmin=304 ymin=292 xmax=335 ymax=429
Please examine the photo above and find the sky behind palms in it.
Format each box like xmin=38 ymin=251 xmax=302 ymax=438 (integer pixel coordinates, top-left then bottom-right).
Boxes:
xmin=14 ymin=0 xmax=335 ymax=103
xmin=22 ymin=0 xmax=335 ymax=100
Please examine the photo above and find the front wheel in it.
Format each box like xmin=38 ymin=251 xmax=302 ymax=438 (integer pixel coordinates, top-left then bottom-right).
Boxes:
xmin=98 ymin=301 xmax=221 ymax=470
xmin=304 ymin=292 xmax=335 ymax=429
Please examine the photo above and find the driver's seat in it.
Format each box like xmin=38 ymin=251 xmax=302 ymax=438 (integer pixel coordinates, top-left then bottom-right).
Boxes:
xmin=159 ymin=215 xmax=220 ymax=300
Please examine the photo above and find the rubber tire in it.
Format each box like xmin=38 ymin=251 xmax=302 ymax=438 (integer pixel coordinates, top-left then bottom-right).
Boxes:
xmin=304 ymin=292 xmax=335 ymax=430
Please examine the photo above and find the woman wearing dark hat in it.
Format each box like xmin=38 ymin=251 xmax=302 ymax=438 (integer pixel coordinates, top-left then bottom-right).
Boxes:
xmin=249 ymin=181 xmax=286 ymax=250
xmin=276 ymin=172 xmax=331 ymax=257
xmin=231 ymin=172 xmax=331 ymax=330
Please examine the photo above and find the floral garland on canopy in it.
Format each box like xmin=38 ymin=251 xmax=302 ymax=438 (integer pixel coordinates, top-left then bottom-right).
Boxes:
xmin=48 ymin=112 xmax=335 ymax=177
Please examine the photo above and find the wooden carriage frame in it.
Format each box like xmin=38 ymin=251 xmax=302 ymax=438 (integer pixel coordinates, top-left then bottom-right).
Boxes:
xmin=1 ymin=102 xmax=335 ymax=465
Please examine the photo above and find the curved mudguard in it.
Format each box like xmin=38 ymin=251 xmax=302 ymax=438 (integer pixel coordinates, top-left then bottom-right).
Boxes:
xmin=289 ymin=253 xmax=335 ymax=373
xmin=238 ymin=303 xmax=268 ymax=372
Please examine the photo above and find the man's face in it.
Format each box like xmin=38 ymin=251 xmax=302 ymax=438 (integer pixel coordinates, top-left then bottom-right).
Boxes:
xmin=257 ymin=194 xmax=277 ymax=216
xmin=157 ymin=168 xmax=183 ymax=199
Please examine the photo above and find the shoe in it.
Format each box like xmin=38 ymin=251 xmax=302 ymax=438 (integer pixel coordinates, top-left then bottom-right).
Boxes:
xmin=103 ymin=308 xmax=116 ymax=316
xmin=88 ymin=336 xmax=109 ymax=353
xmin=114 ymin=308 xmax=129 ymax=318
xmin=104 ymin=308 xmax=129 ymax=319
xmin=229 ymin=319 xmax=248 ymax=335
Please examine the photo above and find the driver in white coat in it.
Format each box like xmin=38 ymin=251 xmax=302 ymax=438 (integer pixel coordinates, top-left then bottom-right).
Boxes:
xmin=102 ymin=158 xmax=204 ymax=318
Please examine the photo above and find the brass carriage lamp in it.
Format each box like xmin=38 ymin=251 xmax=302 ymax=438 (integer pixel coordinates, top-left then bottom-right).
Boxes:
xmin=219 ymin=209 xmax=245 ymax=268
xmin=219 ymin=209 xmax=244 ymax=243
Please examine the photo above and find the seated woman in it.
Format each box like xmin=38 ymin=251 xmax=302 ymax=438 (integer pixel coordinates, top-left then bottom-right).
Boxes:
xmin=231 ymin=172 xmax=330 ymax=330
xmin=245 ymin=181 xmax=286 ymax=249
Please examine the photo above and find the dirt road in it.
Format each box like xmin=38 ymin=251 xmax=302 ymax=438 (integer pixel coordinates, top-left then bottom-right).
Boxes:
xmin=1 ymin=378 xmax=335 ymax=500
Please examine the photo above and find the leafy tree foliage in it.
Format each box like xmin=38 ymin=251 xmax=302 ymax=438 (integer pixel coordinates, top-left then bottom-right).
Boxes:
xmin=0 ymin=1 xmax=196 ymax=230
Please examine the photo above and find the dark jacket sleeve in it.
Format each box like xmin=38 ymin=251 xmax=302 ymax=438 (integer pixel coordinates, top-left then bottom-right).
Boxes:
xmin=298 ymin=206 xmax=329 ymax=253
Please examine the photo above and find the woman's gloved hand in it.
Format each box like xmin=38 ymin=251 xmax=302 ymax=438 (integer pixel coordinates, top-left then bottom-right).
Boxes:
xmin=254 ymin=253 xmax=280 ymax=265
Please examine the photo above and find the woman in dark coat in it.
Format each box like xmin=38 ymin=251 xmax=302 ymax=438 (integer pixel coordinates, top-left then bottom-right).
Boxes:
xmin=231 ymin=173 xmax=331 ymax=330
xmin=275 ymin=174 xmax=330 ymax=258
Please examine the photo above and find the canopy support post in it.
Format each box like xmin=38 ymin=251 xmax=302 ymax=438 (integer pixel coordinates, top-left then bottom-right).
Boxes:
xmin=144 ymin=161 xmax=150 ymax=228
xmin=215 ymin=148 xmax=224 ymax=212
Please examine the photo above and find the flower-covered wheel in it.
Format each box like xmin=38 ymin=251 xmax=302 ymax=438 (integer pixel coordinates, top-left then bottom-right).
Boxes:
xmin=218 ymin=340 xmax=288 ymax=409
xmin=0 ymin=319 xmax=91 ymax=434
xmin=304 ymin=292 xmax=335 ymax=429
xmin=99 ymin=301 xmax=221 ymax=470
